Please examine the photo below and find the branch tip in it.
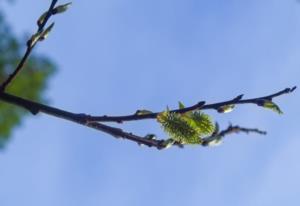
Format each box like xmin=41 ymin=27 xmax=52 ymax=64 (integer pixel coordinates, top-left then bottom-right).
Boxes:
xmin=291 ymin=86 xmax=297 ymax=92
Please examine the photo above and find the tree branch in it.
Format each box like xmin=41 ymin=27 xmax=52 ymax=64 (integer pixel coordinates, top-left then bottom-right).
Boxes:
xmin=0 ymin=92 xmax=166 ymax=149
xmin=0 ymin=0 xmax=58 ymax=91
xmin=0 ymin=91 xmax=282 ymax=150
xmin=79 ymin=86 xmax=296 ymax=123
xmin=201 ymin=124 xmax=267 ymax=147
xmin=0 ymin=0 xmax=296 ymax=150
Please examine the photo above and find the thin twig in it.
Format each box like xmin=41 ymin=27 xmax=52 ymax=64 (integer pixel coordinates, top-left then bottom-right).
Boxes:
xmin=201 ymin=124 xmax=267 ymax=146
xmin=0 ymin=0 xmax=296 ymax=149
xmin=80 ymin=86 xmax=297 ymax=123
xmin=0 ymin=92 xmax=165 ymax=149
xmin=37 ymin=0 xmax=58 ymax=33
xmin=0 ymin=91 xmax=281 ymax=149
xmin=0 ymin=0 xmax=58 ymax=91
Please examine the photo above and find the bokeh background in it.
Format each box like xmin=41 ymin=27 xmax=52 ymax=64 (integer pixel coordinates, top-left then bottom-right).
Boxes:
xmin=0 ymin=0 xmax=299 ymax=205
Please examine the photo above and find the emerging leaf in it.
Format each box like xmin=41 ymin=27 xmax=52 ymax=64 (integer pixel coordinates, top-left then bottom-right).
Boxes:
xmin=37 ymin=12 xmax=47 ymax=27
xmin=39 ymin=22 xmax=55 ymax=41
xmin=217 ymin=104 xmax=235 ymax=113
xmin=260 ymin=100 xmax=283 ymax=114
xmin=52 ymin=2 xmax=72 ymax=15
xmin=27 ymin=32 xmax=42 ymax=47
xmin=135 ymin=109 xmax=153 ymax=115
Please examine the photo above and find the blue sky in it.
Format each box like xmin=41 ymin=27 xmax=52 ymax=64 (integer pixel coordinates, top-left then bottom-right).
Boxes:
xmin=0 ymin=0 xmax=299 ymax=205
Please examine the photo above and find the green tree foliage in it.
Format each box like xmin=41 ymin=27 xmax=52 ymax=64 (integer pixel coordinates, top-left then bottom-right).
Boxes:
xmin=0 ymin=11 xmax=55 ymax=148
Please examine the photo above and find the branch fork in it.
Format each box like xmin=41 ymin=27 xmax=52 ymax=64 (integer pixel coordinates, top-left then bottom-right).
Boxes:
xmin=0 ymin=0 xmax=296 ymax=150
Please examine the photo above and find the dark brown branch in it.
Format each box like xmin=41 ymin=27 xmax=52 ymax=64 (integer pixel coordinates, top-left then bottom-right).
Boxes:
xmin=0 ymin=92 xmax=272 ymax=150
xmin=0 ymin=92 xmax=167 ymax=149
xmin=81 ymin=86 xmax=297 ymax=123
xmin=37 ymin=0 xmax=58 ymax=33
xmin=78 ymin=101 xmax=206 ymax=123
xmin=0 ymin=0 xmax=58 ymax=91
xmin=201 ymin=124 xmax=267 ymax=146
xmin=0 ymin=1 xmax=295 ymax=149
xmin=85 ymin=122 xmax=166 ymax=149
xmin=0 ymin=89 xmax=291 ymax=149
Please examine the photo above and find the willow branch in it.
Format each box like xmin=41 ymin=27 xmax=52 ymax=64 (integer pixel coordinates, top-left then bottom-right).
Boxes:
xmin=201 ymin=124 xmax=267 ymax=146
xmin=0 ymin=92 xmax=167 ymax=149
xmin=4 ymin=92 xmax=265 ymax=150
xmin=0 ymin=92 xmax=272 ymax=150
xmin=0 ymin=0 xmax=58 ymax=91
xmin=0 ymin=85 xmax=295 ymax=149
xmin=0 ymin=0 xmax=169 ymax=149
xmin=81 ymin=86 xmax=297 ymax=123
xmin=0 ymin=1 xmax=296 ymax=149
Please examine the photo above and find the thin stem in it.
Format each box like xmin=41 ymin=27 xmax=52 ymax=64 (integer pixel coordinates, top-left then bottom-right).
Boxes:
xmin=0 ymin=0 xmax=58 ymax=91
xmin=0 ymin=0 xmax=292 ymax=150
xmin=82 ymin=86 xmax=297 ymax=123
xmin=38 ymin=0 xmax=58 ymax=33
xmin=0 ymin=90 xmax=286 ymax=150
xmin=0 ymin=92 xmax=165 ymax=149
xmin=201 ymin=124 xmax=267 ymax=146
xmin=85 ymin=122 xmax=165 ymax=149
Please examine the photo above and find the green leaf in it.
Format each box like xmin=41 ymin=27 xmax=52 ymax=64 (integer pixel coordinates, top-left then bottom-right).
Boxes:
xmin=261 ymin=100 xmax=283 ymax=114
xmin=217 ymin=104 xmax=235 ymax=113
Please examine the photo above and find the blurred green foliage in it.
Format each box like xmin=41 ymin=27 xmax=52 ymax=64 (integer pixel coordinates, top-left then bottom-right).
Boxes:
xmin=0 ymin=11 xmax=55 ymax=148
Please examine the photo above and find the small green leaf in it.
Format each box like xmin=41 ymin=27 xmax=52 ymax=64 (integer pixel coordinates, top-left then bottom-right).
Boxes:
xmin=217 ymin=104 xmax=235 ymax=113
xmin=52 ymin=2 xmax=72 ymax=15
xmin=178 ymin=101 xmax=185 ymax=109
xmin=37 ymin=12 xmax=47 ymax=27
xmin=135 ymin=109 xmax=153 ymax=115
xmin=27 ymin=32 xmax=42 ymax=47
xmin=39 ymin=22 xmax=55 ymax=41
xmin=261 ymin=100 xmax=283 ymax=114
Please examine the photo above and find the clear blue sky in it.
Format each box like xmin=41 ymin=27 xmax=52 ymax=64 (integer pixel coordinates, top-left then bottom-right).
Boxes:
xmin=0 ymin=0 xmax=299 ymax=205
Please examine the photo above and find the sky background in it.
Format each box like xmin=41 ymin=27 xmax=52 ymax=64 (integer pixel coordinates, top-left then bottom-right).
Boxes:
xmin=0 ymin=0 xmax=299 ymax=205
